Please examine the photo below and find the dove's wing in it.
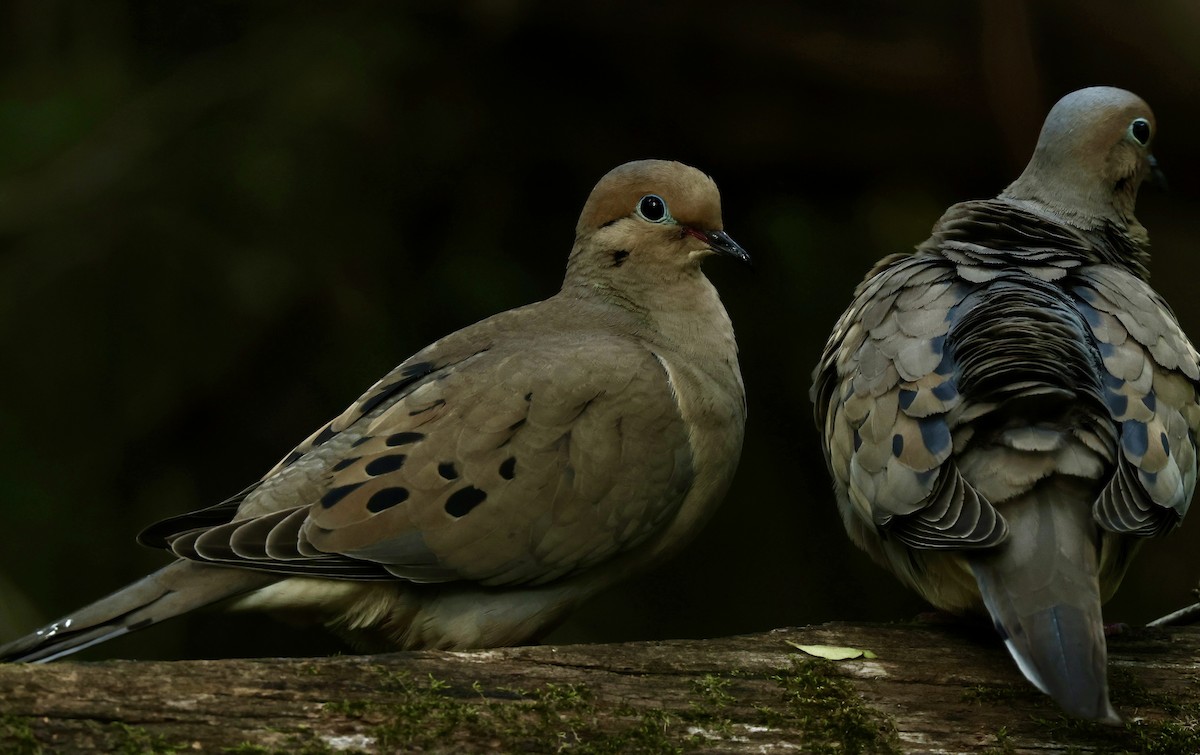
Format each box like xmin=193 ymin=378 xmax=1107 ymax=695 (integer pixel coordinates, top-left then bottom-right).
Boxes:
xmin=812 ymin=250 xmax=1007 ymax=550
xmin=1072 ymin=265 xmax=1200 ymax=536
xmin=145 ymin=301 xmax=695 ymax=588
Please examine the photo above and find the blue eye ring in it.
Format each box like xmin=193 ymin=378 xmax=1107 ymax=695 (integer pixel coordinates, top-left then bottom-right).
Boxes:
xmin=636 ymin=194 xmax=669 ymax=223
xmin=1130 ymin=118 xmax=1151 ymax=146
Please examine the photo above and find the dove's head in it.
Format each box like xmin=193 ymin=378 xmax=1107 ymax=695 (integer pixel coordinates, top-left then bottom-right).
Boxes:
xmin=1003 ymin=86 xmax=1160 ymax=230
xmin=565 ymin=160 xmax=749 ymax=289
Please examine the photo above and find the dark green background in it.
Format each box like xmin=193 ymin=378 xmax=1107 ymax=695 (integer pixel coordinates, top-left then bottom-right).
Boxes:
xmin=2 ymin=1 xmax=1199 ymax=659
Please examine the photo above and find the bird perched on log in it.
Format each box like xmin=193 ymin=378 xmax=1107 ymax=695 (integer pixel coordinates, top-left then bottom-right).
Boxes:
xmin=811 ymin=87 xmax=1199 ymax=722
xmin=1 ymin=159 xmax=749 ymax=663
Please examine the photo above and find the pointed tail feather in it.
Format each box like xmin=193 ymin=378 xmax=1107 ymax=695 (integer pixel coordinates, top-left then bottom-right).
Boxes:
xmin=969 ymin=479 xmax=1120 ymax=723
xmin=0 ymin=560 xmax=277 ymax=663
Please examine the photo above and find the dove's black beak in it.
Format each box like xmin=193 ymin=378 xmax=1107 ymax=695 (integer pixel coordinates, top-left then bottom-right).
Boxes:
xmin=687 ymin=228 xmax=751 ymax=265
xmin=1148 ymin=154 xmax=1169 ymax=191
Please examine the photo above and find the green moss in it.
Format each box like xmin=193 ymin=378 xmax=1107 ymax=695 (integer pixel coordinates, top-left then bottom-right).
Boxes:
xmin=979 ymin=725 xmax=1016 ymax=755
xmin=221 ymin=737 xmax=339 ymax=755
xmin=1127 ymin=720 xmax=1200 ymax=755
xmin=1025 ymin=714 xmax=1200 ymax=755
xmin=691 ymin=674 xmax=736 ymax=708
xmin=1109 ymin=666 xmax=1187 ymax=714
xmin=0 ymin=714 xmax=42 ymax=755
xmin=96 ymin=722 xmax=184 ymax=754
xmin=961 ymin=665 xmax=1200 ymax=753
xmin=311 ymin=658 xmax=908 ymax=753
xmin=1085 ymin=667 xmax=1200 ymax=754
xmin=580 ymin=709 xmax=681 ymax=755
xmin=679 ymin=673 xmax=736 ymax=737
xmin=961 ymin=683 xmax=1044 ymax=706
xmin=1021 ymin=677 xmax=1200 ymax=755
xmin=530 ymin=681 xmax=593 ymax=709
xmin=758 ymin=657 xmax=901 ymax=755
xmin=320 ymin=667 xmax=681 ymax=753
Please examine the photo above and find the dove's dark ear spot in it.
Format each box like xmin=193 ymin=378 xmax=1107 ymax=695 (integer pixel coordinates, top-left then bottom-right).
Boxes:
xmin=1129 ymin=118 xmax=1151 ymax=146
xmin=611 ymin=250 xmax=630 ymax=267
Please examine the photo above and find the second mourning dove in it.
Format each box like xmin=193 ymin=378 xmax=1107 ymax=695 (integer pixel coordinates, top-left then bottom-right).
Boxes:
xmin=812 ymin=87 xmax=1199 ymax=722
xmin=1 ymin=159 xmax=749 ymax=662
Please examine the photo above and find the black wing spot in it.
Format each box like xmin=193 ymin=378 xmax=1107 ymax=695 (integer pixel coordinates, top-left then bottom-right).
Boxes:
xmin=367 ymin=487 xmax=410 ymax=513
xmin=401 ymin=361 xmax=435 ymax=377
xmin=312 ymin=425 xmax=338 ymax=446
xmin=409 ymin=399 xmax=447 ymax=417
xmin=365 ymin=454 xmax=407 ymax=476
xmin=331 ymin=457 xmax=360 ymax=472
xmin=281 ymin=450 xmax=304 ymax=467
xmin=497 ymin=417 xmax=526 ymax=449
xmin=445 ymin=486 xmax=487 ymax=517
xmin=438 ymin=462 xmax=459 ymax=480
xmin=499 ymin=457 xmax=516 ymax=480
xmin=386 ymin=432 xmax=426 ymax=447
xmin=358 ymin=362 xmax=437 ymax=416
xmin=321 ymin=482 xmax=365 ymax=509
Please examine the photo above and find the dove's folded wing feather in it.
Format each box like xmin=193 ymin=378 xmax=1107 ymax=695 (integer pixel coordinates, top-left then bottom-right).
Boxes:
xmin=813 ymin=254 xmax=1008 ymax=550
xmin=1073 ymin=266 xmax=1200 ymax=535
xmin=145 ymin=305 xmax=695 ymax=588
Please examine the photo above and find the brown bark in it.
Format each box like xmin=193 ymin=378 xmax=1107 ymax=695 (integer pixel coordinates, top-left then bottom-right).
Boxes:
xmin=0 ymin=622 xmax=1196 ymax=754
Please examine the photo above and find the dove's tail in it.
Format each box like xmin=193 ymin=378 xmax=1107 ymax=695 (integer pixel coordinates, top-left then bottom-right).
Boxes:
xmin=969 ymin=477 xmax=1120 ymax=724
xmin=0 ymin=560 xmax=276 ymax=663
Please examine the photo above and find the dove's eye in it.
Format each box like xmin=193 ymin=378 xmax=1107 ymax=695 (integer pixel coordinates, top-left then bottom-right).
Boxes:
xmin=1129 ymin=118 xmax=1152 ymax=146
xmin=636 ymin=194 xmax=669 ymax=223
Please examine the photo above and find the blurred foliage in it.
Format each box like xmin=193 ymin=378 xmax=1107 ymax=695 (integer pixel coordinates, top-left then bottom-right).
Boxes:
xmin=1 ymin=0 xmax=1199 ymax=659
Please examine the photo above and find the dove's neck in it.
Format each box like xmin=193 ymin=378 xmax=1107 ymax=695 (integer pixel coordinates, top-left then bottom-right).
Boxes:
xmin=565 ymin=270 xmax=740 ymax=383
xmin=1002 ymin=131 xmax=1147 ymax=226
xmin=1002 ymin=182 xmax=1144 ymax=237
xmin=1000 ymin=158 xmax=1151 ymax=272
xmin=998 ymin=195 xmax=1151 ymax=278
xmin=647 ymin=274 xmax=738 ymax=362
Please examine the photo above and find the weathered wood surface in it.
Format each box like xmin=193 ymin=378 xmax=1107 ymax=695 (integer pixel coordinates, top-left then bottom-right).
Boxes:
xmin=0 ymin=622 xmax=1197 ymax=754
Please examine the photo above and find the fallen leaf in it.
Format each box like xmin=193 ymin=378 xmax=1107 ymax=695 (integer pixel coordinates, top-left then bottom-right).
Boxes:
xmin=786 ymin=642 xmax=878 ymax=660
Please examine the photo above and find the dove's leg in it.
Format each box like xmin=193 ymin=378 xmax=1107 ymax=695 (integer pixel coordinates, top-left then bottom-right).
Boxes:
xmin=0 ymin=560 xmax=276 ymax=663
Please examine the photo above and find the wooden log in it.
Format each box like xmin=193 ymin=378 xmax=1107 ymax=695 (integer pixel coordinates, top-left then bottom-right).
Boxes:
xmin=0 ymin=622 xmax=1196 ymax=753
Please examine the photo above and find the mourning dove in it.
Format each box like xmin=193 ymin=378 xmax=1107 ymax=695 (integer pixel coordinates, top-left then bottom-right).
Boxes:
xmin=1 ymin=159 xmax=749 ymax=662
xmin=812 ymin=87 xmax=1198 ymax=722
